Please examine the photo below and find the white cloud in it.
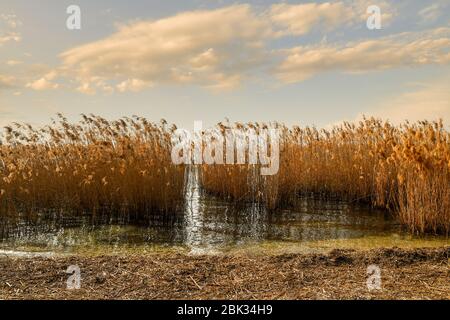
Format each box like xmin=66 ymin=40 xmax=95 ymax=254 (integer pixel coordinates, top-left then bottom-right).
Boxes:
xmin=27 ymin=78 xmax=59 ymax=90
xmin=419 ymin=1 xmax=449 ymax=24
xmin=0 ymin=14 xmax=22 ymax=29
xmin=52 ymin=2 xmax=401 ymax=93
xmin=117 ymin=79 xmax=152 ymax=93
xmin=6 ymin=60 xmax=22 ymax=66
xmin=59 ymin=4 xmax=272 ymax=93
xmin=0 ymin=14 xmax=22 ymax=46
xmin=270 ymin=2 xmax=354 ymax=36
xmin=19 ymin=3 xmax=447 ymax=96
xmin=275 ymin=28 xmax=450 ymax=83
xmin=0 ymin=75 xmax=15 ymax=89
xmin=26 ymin=71 xmax=59 ymax=91
xmin=76 ymin=82 xmax=95 ymax=95
xmin=270 ymin=0 xmax=394 ymax=36
xmin=0 ymin=33 xmax=21 ymax=45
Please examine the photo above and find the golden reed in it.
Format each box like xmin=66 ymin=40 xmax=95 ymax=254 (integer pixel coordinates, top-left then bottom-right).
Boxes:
xmin=0 ymin=114 xmax=185 ymax=219
xmin=1 ymin=115 xmax=448 ymax=234
xmin=200 ymin=118 xmax=449 ymax=235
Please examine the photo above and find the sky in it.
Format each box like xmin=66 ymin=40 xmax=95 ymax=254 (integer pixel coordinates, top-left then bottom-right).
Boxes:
xmin=0 ymin=0 xmax=449 ymax=129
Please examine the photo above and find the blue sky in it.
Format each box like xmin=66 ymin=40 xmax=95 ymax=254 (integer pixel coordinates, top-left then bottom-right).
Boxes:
xmin=0 ymin=0 xmax=449 ymax=129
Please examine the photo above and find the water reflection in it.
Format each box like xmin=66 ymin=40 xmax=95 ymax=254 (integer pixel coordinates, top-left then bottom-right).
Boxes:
xmin=0 ymin=170 xmax=447 ymax=255
xmin=184 ymin=167 xmax=207 ymax=252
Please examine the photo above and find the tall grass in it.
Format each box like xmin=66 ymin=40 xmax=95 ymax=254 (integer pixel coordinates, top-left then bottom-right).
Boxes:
xmin=1 ymin=115 xmax=448 ymax=234
xmin=200 ymin=118 xmax=450 ymax=234
xmin=0 ymin=114 xmax=185 ymax=220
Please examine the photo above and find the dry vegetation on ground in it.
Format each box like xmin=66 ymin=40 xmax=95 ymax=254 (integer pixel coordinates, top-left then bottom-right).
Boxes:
xmin=1 ymin=247 xmax=448 ymax=300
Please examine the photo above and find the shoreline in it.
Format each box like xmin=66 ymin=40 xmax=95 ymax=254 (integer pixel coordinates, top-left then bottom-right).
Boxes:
xmin=1 ymin=247 xmax=448 ymax=300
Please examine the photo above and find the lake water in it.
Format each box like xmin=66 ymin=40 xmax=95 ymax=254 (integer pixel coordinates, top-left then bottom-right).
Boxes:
xmin=0 ymin=171 xmax=448 ymax=257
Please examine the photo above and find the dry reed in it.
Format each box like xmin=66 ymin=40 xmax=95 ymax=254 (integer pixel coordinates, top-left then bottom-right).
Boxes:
xmin=200 ymin=118 xmax=450 ymax=234
xmin=1 ymin=114 xmax=448 ymax=234
xmin=0 ymin=114 xmax=185 ymax=220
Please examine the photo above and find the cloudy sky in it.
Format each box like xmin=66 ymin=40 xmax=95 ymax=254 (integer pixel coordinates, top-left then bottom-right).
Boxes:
xmin=0 ymin=0 xmax=449 ymax=128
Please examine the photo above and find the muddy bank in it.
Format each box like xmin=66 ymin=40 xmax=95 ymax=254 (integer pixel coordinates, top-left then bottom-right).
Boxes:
xmin=0 ymin=247 xmax=448 ymax=300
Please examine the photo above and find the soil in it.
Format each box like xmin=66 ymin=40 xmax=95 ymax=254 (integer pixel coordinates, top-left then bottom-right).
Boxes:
xmin=0 ymin=247 xmax=449 ymax=300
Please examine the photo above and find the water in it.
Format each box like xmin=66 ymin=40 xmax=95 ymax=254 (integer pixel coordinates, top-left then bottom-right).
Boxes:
xmin=0 ymin=171 xmax=448 ymax=256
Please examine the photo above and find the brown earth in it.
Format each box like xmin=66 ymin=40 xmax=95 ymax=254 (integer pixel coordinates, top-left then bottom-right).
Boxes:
xmin=0 ymin=247 xmax=449 ymax=300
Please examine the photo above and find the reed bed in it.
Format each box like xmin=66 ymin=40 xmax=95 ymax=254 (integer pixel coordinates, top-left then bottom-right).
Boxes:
xmin=1 ymin=114 xmax=448 ymax=234
xmin=200 ymin=118 xmax=450 ymax=234
xmin=0 ymin=114 xmax=185 ymax=220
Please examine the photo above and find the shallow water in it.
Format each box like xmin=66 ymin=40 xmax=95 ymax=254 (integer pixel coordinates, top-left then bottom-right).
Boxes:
xmin=0 ymin=172 xmax=448 ymax=256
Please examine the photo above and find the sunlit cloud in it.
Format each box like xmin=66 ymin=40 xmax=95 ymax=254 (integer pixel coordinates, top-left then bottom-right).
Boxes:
xmin=270 ymin=2 xmax=355 ymax=36
xmin=0 ymin=75 xmax=15 ymax=89
xmin=418 ymin=1 xmax=449 ymax=24
xmin=0 ymin=0 xmax=449 ymax=130
xmin=41 ymin=2 xmax=400 ymax=94
xmin=275 ymin=28 xmax=450 ymax=83
xmin=26 ymin=71 xmax=59 ymax=91
xmin=0 ymin=13 xmax=22 ymax=46
xmin=59 ymin=4 xmax=272 ymax=93
xmin=270 ymin=0 xmax=394 ymax=36
xmin=116 ymin=79 xmax=152 ymax=93
xmin=16 ymin=2 xmax=448 ymax=98
xmin=5 ymin=59 xmax=23 ymax=66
